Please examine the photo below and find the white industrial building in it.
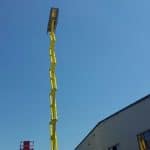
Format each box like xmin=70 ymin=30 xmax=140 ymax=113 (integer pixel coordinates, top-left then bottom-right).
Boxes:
xmin=75 ymin=95 xmax=150 ymax=150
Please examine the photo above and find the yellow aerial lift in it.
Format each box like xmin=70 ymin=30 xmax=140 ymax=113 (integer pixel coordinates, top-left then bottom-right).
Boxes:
xmin=47 ymin=7 xmax=59 ymax=150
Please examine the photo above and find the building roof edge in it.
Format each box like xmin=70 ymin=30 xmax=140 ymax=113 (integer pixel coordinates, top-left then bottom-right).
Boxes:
xmin=75 ymin=94 xmax=150 ymax=150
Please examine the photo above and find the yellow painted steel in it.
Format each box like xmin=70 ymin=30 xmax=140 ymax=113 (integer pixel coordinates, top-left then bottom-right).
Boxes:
xmin=48 ymin=21 xmax=58 ymax=150
xmin=138 ymin=135 xmax=147 ymax=150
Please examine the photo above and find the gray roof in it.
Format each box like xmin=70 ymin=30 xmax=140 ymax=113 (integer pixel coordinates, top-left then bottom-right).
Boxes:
xmin=75 ymin=94 xmax=150 ymax=149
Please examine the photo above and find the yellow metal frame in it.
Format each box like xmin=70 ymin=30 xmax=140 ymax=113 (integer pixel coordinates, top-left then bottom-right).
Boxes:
xmin=137 ymin=135 xmax=147 ymax=150
xmin=48 ymin=21 xmax=58 ymax=150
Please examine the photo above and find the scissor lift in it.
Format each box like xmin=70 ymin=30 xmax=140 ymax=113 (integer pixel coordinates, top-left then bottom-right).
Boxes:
xmin=47 ymin=7 xmax=59 ymax=150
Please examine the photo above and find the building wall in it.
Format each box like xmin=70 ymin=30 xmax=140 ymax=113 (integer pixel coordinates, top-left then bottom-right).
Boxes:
xmin=75 ymin=96 xmax=150 ymax=150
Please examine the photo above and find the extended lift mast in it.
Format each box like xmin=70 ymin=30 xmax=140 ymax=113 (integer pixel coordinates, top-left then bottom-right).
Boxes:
xmin=47 ymin=7 xmax=59 ymax=150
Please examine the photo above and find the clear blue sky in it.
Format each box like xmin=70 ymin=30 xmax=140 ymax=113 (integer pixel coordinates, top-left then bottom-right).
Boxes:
xmin=0 ymin=0 xmax=150 ymax=149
